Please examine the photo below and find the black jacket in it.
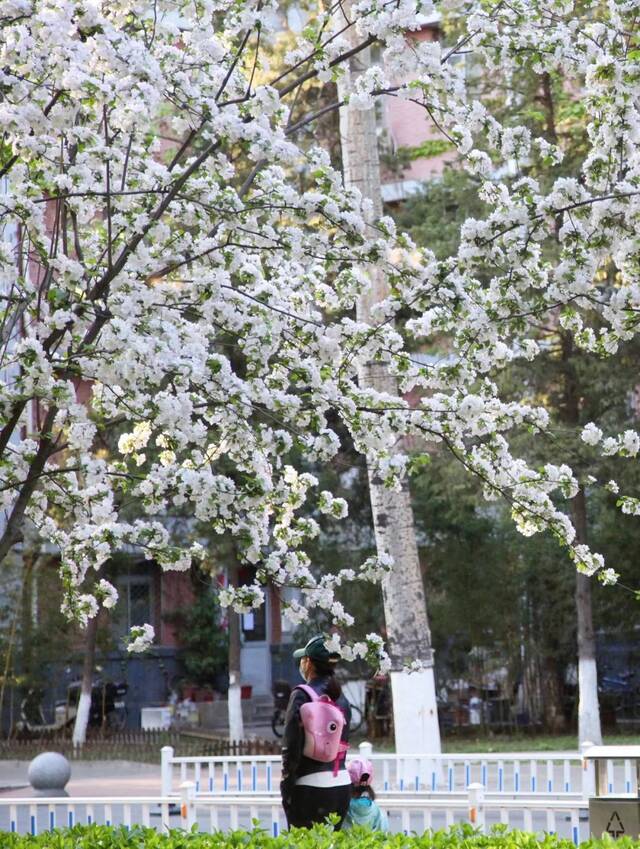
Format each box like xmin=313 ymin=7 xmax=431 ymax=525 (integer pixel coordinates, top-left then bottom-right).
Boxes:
xmin=280 ymin=676 xmax=351 ymax=799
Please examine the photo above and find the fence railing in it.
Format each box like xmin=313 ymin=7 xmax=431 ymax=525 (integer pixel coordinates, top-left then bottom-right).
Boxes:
xmin=161 ymin=744 xmax=609 ymax=798
xmin=0 ymin=782 xmax=590 ymax=844
xmin=0 ymin=732 xmax=278 ymax=763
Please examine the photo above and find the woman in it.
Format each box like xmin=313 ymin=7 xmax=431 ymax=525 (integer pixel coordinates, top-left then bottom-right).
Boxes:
xmin=280 ymin=635 xmax=352 ymax=829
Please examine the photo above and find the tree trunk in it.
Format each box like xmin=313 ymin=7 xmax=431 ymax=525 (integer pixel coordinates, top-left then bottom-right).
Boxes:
xmin=338 ymin=12 xmax=440 ymax=754
xmin=19 ymin=549 xmax=36 ymax=684
xmin=560 ymin=333 xmax=602 ymax=745
xmin=541 ymin=655 xmax=567 ymax=733
xmin=572 ymin=490 xmax=602 ymax=745
xmin=528 ymin=577 xmax=566 ymax=732
xmin=0 ymin=604 xmax=19 ymax=727
xmin=72 ymin=613 xmax=99 ymax=746
xmin=227 ymin=560 xmax=244 ymax=744
xmin=541 ymin=69 xmax=601 ymax=743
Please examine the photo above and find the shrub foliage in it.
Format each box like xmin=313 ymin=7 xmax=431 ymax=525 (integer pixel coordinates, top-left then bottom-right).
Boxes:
xmin=0 ymin=824 xmax=638 ymax=849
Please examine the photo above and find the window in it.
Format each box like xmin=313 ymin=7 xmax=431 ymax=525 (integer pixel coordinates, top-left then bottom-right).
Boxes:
xmin=238 ymin=565 xmax=267 ymax=641
xmin=242 ymin=604 xmax=266 ymax=642
xmin=112 ymin=575 xmax=153 ymax=640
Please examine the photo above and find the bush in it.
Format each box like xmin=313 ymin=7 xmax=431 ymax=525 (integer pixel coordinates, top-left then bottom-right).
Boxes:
xmin=1 ymin=824 xmax=639 ymax=849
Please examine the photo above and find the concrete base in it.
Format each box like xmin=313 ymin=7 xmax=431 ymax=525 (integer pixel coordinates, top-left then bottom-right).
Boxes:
xmin=28 ymin=752 xmax=71 ymax=798
xmin=390 ymin=668 xmax=441 ymax=754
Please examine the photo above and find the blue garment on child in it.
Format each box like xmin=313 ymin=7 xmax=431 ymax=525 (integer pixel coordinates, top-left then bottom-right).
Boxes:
xmin=343 ymin=796 xmax=388 ymax=831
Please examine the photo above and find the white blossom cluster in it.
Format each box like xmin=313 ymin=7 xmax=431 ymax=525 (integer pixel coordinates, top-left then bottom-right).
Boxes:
xmin=325 ymin=631 xmax=392 ymax=673
xmin=127 ymin=624 xmax=156 ymax=653
xmin=0 ymin=0 xmax=638 ymax=661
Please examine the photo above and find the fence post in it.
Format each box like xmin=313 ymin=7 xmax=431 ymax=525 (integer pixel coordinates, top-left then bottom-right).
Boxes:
xmin=359 ymin=741 xmax=374 ymax=759
xmin=467 ymin=782 xmax=485 ymax=831
xmin=180 ymin=781 xmax=197 ymax=830
xmin=161 ymin=746 xmax=174 ymax=797
xmin=581 ymin=741 xmax=596 ymax=800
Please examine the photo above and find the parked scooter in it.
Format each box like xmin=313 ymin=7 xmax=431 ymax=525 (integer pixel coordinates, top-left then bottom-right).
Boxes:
xmin=16 ymin=679 xmax=128 ymax=735
xmin=63 ymin=679 xmax=129 ymax=730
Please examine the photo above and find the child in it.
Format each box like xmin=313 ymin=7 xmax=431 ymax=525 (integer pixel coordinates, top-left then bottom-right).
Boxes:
xmin=343 ymin=757 xmax=389 ymax=831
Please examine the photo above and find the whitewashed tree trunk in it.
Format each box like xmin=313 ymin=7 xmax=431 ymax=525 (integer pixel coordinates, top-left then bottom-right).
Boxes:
xmin=227 ymin=561 xmax=244 ymax=743
xmin=72 ymin=614 xmax=99 ymax=746
xmin=573 ymin=493 xmax=603 ymax=745
xmin=228 ymin=677 xmax=244 ymax=743
xmin=72 ymin=690 xmax=92 ymax=746
xmin=338 ymin=10 xmax=441 ymax=754
xmin=561 ymin=333 xmax=602 ymax=746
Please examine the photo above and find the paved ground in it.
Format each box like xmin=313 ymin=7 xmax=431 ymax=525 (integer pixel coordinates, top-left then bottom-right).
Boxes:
xmin=0 ymin=720 xmax=280 ymax=798
xmin=0 ymin=760 xmax=162 ymax=798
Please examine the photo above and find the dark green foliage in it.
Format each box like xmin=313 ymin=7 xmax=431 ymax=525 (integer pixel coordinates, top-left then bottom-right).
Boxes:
xmin=0 ymin=824 xmax=638 ymax=849
xmin=410 ymin=450 xmax=576 ymax=712
xmin=394 ymin=170 xmax=486 ymax=262
xmin=163 ymin=572 xmax=228 ymax=688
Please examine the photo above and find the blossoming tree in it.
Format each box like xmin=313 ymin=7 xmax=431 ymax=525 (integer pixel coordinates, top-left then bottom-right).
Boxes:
xmin=1 ymin=0 xmax=638 ymax=746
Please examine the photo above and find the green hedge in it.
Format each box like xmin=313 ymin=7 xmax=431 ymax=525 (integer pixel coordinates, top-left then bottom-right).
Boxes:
xmin=0 ymin=824 xmax=638 ymax=849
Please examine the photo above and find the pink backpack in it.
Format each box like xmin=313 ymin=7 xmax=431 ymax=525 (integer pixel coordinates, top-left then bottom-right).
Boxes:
xmin=296 ymin=684 xmax=348 ymax=773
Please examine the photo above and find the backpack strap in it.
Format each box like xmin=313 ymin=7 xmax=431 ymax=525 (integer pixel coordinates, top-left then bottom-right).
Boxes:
xmin=334 ymin=740 xmax=350 ymax=776
xmin=294 ymin=684 xmax=318 ymax=701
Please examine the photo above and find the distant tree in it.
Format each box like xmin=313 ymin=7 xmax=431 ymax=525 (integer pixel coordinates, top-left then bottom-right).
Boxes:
xmin=393 ymin=55 xmax=640 ymax=738
xmin=163 ymin=569 xmax=228 ymax=689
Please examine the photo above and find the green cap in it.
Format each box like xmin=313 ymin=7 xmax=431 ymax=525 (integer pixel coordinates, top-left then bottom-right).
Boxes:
xmin=292 ymin=635 xmax=340 ymax=665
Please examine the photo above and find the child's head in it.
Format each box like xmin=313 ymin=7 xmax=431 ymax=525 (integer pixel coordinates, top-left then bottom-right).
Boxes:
xmin=348 ymin=758 xmax=376 ymax=799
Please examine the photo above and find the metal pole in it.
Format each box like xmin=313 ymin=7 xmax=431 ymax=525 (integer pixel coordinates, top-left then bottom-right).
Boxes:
xmin=161 ymin=746 xmax=174 ymax=797
xmin=467 ymin=782 xmax=485 ymax=831
xmin=180 ymin=780 xmax=196 ymax=830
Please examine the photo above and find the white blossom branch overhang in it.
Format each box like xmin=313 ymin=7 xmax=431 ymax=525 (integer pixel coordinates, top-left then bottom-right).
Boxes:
xmin=0 ymin=0 xmax=639 ymax=656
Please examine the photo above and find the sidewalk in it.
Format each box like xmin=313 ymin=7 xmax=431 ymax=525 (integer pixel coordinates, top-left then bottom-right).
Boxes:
xmin=0 ymin=760 xmax=162 ymax=798
xmin=0 ymin=728 xmax=281 ymax=799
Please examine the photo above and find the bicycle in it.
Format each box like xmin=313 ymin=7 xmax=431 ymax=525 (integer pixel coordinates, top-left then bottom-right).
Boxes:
xmin=271 ymin=704 xmax=287 ymax=738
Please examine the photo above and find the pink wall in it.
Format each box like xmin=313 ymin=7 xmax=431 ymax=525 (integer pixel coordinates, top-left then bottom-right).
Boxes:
xmin=382 ymin=24 xmax=455 ymax=186
xmin=159 ymin=570 xmax=194 ymax=648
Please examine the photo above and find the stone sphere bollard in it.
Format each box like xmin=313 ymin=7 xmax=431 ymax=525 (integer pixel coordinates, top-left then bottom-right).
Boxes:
xmin=28 ymin=752 xmax=71 ymax=797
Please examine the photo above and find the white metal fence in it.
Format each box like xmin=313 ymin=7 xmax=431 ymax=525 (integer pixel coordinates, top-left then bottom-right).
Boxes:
xmin=0 ymin=782 xmax=589 ymax=843
xmin=160 ymin=744 xmax=614 ymax=799
xmin=5 ymin=744 xmax=637 ymax=841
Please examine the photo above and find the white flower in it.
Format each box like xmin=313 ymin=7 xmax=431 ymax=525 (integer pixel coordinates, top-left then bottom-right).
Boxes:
xmin=118 ymin=422 xmax=152 ymax=455
xmin=159 ymin=450 xmax=176 ymax=467
xmin=358 ymin=553 xmax=394 ymax=581
xmin=97 ymin=579 xmax=118 ymax=609
xmin=602 ymin=438 xmax=619 ymax=456
xmin=324 ymin=633 xmax=342 ymax=654
xmin=127 ymin=624 xmax=155 ymax=653
xmin=581 ymin=423 xmax=602 ymax=446
xmin=317 ymin=491 xmax=348 ymax=519
xmin=599 ymin=568 xmax=618 ymax=586
xmin=621 ymin=430 xmax=640 ymax=457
